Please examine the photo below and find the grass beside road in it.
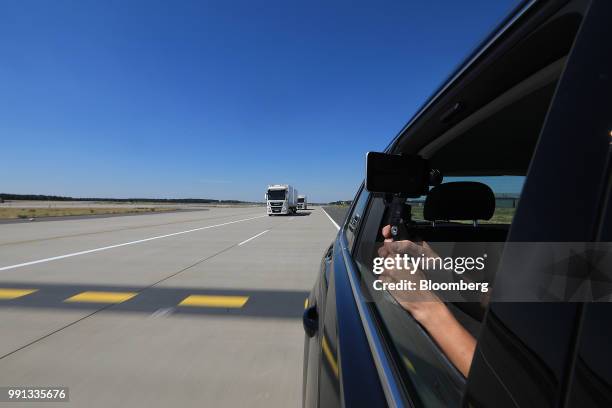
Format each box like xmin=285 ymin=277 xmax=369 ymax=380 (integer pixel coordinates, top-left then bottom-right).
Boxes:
xmin=0 ymin=207 xmax=177 ymax=220
xmin=411 ymin=206 xmax=515 ymax=224
xmin=325 ymin=204 xmax=516 ymax=225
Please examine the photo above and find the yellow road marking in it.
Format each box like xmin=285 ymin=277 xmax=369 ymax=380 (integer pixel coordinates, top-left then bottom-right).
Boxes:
xmin=322 ymin=335 xmax=339 ymax=378
xmin=0 ymin=288 xmax=38 ymax=299
xmin=179 ymin=295 xmax=248 ymax=308
xmin=65 ymin=291 xmax=137 ymax=303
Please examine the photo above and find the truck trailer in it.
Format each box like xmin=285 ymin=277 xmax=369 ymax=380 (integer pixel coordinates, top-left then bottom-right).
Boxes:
xmin=266 ymin=184 xmax=297 ymax=215
xmin=297 ymin=195 xmax=307 ymax=210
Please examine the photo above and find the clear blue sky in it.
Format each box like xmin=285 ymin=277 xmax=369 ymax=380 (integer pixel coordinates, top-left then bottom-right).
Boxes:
xmin=0 ymin=0 xmax=521 ymax=202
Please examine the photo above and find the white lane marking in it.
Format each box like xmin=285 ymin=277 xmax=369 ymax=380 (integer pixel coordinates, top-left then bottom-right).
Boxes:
xmin=289 ymin=217 xmax=294 ymax=221
xmin=0 ymin=215 xmax=267 ymax=271
xmin=149 ymin=307 xmax=175 ymax=318
xmin=238 ymin=229 xmax=269 ymax=246
xmin=321 ymin=208 xmax=340 ymax=230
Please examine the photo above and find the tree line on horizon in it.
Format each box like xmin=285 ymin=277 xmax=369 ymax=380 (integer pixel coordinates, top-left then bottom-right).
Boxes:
xmin=0 ymin=193 xmax=252 ymax=204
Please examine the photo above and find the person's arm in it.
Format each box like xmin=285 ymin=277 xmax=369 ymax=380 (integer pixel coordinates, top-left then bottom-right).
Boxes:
xmin=408 ymin=301 xmax=476 ymax=377
xmin=377 ymin=226 xmax=476 ymax=377
xmin=377 ymin=284 xmax=476 ymax=376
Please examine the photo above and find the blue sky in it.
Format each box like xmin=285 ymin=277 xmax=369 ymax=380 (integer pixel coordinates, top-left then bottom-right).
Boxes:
xmin=0 ymin=0 xmax=521 ymax=202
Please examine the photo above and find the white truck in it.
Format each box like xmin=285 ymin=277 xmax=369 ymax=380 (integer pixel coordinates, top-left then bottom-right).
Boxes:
xmin=297 ymin=195 xmax=307 ymax=210
xmin=266 ymin=184 xmax=298 ymax=215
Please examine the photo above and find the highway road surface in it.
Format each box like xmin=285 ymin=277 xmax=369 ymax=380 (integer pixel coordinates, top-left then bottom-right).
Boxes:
xmin=0 ymin=206 xmax=339 ymax=407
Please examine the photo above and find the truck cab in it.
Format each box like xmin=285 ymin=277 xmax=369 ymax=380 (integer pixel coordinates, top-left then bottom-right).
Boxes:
xmin=297 ymin=195 xmax=307 ymax=210
xmin=266 ymin=184 xmax=297 ymax=215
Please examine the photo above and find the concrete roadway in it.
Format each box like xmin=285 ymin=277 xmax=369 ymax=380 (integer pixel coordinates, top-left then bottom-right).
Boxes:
xmin=0 ymin=207 xmax=339 ymax=407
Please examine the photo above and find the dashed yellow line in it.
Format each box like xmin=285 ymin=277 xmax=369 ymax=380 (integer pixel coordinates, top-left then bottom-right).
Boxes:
xmin=0 ymin=288 xmax=38 ymax=299
xmin=322 ymin=335 xmax=339 ymax=378
xmin=179 ymin=295 xmax=249 ymax=308
xmin=65 ymin=291 xmax=137 ymax=304
xmin=3 ymin=289 xmax=253 ymax=309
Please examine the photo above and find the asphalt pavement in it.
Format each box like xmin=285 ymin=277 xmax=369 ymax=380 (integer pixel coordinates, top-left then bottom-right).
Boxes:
xmin=0 ymin=206 xmax=338 ymax=407
xmin=322 ymin=206 xmax=349 ymax=228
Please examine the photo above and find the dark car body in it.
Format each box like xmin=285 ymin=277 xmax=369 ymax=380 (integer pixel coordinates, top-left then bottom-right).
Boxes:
xmin=303 ymin=0 xmax=612 ymax=407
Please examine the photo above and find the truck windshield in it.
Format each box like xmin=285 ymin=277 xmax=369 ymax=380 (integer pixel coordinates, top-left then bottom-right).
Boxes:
xmin=297 ymin=198 xmax=304 ymax=203
xmin=267 ymin=190 xmax=286 ymax=200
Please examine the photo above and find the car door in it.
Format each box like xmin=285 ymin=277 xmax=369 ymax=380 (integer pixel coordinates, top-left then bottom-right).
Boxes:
xmin=303 ymin=243 xmax=332 ymax=407
xmin=308 ymin=187 xmax=388 ymax=407
xmin=332 ymin=188 xmax=388 ymax=408
xmin=304 ymin=188 xmax=386 ymax=408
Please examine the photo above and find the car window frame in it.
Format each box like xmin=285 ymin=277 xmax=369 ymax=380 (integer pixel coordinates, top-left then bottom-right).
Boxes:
xmin=344 ymin=183 xmax=371 ymax=252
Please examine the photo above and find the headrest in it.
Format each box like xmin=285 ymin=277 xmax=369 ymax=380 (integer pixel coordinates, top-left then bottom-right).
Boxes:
xmin=424 ymin=182 xmax=495 ymax=221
